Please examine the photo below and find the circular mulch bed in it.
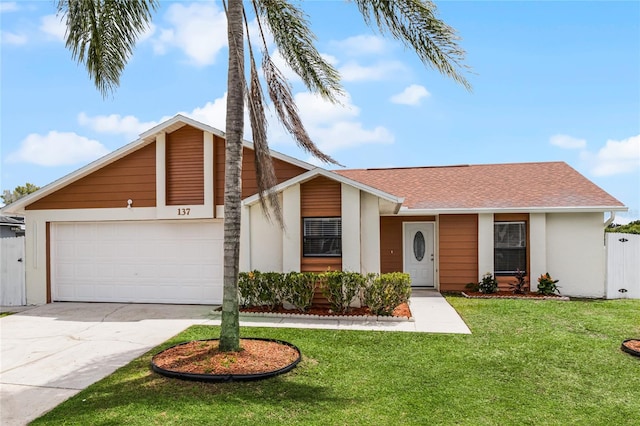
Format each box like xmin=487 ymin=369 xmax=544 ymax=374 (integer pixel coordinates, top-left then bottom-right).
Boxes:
xmin=621 ymin=339 xmax=640 ymax=358
xmin=151 ymin=338 xmax=301 ymax=382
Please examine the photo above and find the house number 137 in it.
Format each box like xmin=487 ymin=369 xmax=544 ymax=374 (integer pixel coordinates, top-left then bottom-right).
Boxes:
xmin=177 ymin=208 xmax=191 ymax=216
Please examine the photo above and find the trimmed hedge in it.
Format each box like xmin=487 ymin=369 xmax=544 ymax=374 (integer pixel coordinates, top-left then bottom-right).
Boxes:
xmin=363 ymin=272 xmax=412 ymax=316
xmin=238 ymin=270 xmax=412 ymax=316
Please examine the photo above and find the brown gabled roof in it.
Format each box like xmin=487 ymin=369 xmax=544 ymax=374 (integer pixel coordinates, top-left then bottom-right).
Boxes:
xmin=335 ymin=162 xmax=625 ymax=211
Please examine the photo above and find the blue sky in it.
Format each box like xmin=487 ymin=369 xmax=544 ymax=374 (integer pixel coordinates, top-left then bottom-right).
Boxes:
xmin=1 ymin=1 xmax=639 ymax=222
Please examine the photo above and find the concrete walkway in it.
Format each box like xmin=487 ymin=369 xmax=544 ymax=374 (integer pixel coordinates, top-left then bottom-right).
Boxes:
xmin=0 ymin=292 xmax=469 ymax=425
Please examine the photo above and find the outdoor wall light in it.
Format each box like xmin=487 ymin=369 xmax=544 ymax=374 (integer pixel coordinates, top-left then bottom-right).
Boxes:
xmin=127 ymin=199 xmax=133 ymax=209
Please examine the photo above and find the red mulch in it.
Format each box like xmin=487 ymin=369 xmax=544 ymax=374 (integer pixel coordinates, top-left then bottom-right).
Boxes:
xmin=240 ymin=302 xmax=412 ymax=318
xmin=623 ymin=339 xmax=640 ymax=354
xmin=153 ymin=303 xmax=411 ymax=378
xmin=153 ymin=339 xmax=299 ymax=375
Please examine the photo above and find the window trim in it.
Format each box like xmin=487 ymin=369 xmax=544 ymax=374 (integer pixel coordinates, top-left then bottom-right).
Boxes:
xmin=494 ymin=221 xmax=527 ymax=275
xmin=302 ymin=217 xmax=342 ymax=258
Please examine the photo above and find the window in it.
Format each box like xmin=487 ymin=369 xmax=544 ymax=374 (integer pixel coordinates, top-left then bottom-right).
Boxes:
xmin=494 ymin=222 xmax=526 ymax=274
xmin=303 ymin=218 xmax=341 ymax=257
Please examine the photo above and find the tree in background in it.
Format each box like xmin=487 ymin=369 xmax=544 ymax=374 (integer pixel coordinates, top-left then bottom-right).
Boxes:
xmin=607 ymin=221 xmax=640 ymax=235
xmin=1 ymin=183 xmax=40 ymax=206
xmin=56 ymin=0 xmax=470 ymax=351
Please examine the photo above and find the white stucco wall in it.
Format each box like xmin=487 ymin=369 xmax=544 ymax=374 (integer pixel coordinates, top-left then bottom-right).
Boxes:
xmin=528 ymin=213 xmax=547 ymax=291
xmin=477 ymin=214 xmax=494 ymax=280
xmin=247 ymin=199 xmax=283 ymax=272
xmin=546 ymin=212 xmax=606 ymax=298
xmin=360 ymin=192 xmax=380 ymax=274
xmin=341 ymin=184 xmax=361 ymax=272
xmin=282 ymin=185 xmax=301 ymax=272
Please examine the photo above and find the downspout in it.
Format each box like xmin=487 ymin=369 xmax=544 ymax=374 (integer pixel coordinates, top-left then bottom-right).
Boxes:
xmin=604 ymin=211 xmax=616 ymax=228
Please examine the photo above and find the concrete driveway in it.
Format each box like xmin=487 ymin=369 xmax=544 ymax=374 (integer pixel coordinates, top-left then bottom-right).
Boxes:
xmin=0 ymin=303 xmax=216 ymax=425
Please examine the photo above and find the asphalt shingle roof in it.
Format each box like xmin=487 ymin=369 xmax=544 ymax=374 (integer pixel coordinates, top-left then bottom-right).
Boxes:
xmin=335 ymin=162 xmax=624 ymax=210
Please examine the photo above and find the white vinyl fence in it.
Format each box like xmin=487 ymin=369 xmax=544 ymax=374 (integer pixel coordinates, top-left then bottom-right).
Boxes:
xmin=606 ymin=233 xmax=640 ymax=299
xmin=0 ymin=236 xmax=26 ymax=306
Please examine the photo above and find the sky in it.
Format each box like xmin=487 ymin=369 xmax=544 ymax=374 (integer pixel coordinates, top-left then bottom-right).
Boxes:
xmin=1 ymin=1 xmax=639 ymax=222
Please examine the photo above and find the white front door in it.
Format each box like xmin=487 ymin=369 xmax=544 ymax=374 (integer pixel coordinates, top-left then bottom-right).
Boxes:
xmin=403 ymin=222 xmax=435 ymax=288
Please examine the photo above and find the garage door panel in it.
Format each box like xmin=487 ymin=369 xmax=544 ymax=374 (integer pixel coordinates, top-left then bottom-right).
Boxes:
xmin=52 ymin=221 xmax=224 ymax=304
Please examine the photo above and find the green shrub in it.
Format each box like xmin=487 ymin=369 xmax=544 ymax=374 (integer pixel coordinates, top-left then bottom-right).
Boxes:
xmin=283 ymin=272 xmax=317 ymax=312
xmin=537 ymin=273 xmax=560 ymax=295
xmin=478 ymin=272 xmax=498 ymax=294
xmin=320 ymin=271 xmax=365 ymax=313
xmin=363 ymin=272 xmax=411 ymax=316
xmin=238 ymin=271 xmax=285 ymax=309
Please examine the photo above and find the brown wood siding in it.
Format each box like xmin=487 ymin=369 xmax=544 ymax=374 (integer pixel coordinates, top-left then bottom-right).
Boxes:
xmin=166 ymin=126 xmax=204 ymax=205
xmin=300 ymin=177 xmax=342 ymax=272
xmin=300 ymin=177 xmax=341 ymax=217
xmin=26 ymin=143 xmax=156 ymax=210
xmin=494 ymin=213 xmax=530 ymax=290
xmin=301 ymin=257 xmax=342 ymax=273
xmin=380 ymin=216 xmax=436 ymax=274
xmin=439 ymin=214 xmax=478 ymax=292
xmin=213 ymin=137 xmax=307 ymax=207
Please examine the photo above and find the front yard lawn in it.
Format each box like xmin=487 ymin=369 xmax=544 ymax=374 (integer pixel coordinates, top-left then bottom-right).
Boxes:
xmin=33 ymin=298 xmax=640 ymax=425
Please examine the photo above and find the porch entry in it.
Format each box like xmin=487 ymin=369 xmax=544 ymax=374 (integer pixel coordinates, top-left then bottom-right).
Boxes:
xmin=403 ymin=222 xmax=435 ymax=288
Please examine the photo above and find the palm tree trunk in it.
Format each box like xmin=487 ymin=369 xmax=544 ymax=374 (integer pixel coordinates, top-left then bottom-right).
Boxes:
xmin=219 ymin=0 xmax=245 ymax=352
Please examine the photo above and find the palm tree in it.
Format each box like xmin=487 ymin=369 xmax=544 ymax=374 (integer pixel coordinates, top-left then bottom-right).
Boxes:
xmin=56 ymin=0 xmax=470 ymax=351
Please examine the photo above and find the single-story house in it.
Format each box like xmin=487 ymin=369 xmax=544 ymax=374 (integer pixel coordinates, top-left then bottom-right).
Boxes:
xmin=1 ymin=115 xmax=627 ymax=305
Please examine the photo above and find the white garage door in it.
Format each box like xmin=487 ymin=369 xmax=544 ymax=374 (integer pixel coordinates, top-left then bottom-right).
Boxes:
xmin=51 ymin=221 xmax=223 ymax=304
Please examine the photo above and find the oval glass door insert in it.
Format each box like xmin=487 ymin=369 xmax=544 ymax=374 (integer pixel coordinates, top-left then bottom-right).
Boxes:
xmin=413 ymin=231 xmax=425 ymax=261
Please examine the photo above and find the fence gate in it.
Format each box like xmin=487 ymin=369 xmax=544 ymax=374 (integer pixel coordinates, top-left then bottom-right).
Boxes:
xmin=606 ymin=233 xmax=640 ymax=299
xmin=0 ymin=236 xmax=26 ymax=306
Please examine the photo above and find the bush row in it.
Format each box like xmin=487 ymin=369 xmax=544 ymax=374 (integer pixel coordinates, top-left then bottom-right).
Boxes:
xmin=238 ymin=270 xmax=411 ymax=316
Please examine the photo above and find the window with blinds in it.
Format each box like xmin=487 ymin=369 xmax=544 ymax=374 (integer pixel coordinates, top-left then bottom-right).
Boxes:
xmin=494 ymin=221 xmax=526 ymax=274
xmin=303 ymin=217 xmax=342 ymax=257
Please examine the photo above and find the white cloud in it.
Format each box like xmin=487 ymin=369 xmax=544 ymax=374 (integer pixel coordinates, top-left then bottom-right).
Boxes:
xmin=550 ymin=134 xmax=587 ymax=149
xmin=151 ymin=2 xmax=227 ymax=66
xmin=76 ymin=88 xmax=392 ymax=160
xmin=179 ymin=96 xmax=228 ymax=130
xmin=7 ymin=132 xmax=110 ymax=166
xmin=78 ymin=113 xmax=158 ymax=139
xmin=330 ymin=35 xmax=388 ymax=56
xmin=339 ymin=60 xmax=406 ymax=82
xmin=294 ymin=92 xmax=359 ymax=126
xmin=270 ymin=91 xmax=394 ymax=155
xmin=0 ymin=2 xmax=18 ymax=13
xmin=40 ymin=14 xmax=66 ymax=42
xmin=390 ymin=84 xmax=431 ymax=106
xmin=587 ymin=135 xmax=640 ymax=177
xmin=1 ymin=31 xmax=27 ymax=45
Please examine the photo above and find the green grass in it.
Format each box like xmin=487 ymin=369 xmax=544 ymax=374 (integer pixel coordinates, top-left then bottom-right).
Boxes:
xmin=33 ymin=298 xmax=640 ymax=425
xmin=0 ymin=312 xmax=14 ymax=318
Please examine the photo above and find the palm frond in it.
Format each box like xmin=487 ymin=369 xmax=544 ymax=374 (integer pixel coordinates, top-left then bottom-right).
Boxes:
xmin=243 ymin=7 xmax=283 ymax=226
xmin=351 ymin=0 xmax=471 ymax=90
xmin=254 ymin=0 xmax=344 ymax=102
xmin=57 ymin=0 xmax=158 ymax=97
xmin=263 ymin=54 xmax=340 ymax=166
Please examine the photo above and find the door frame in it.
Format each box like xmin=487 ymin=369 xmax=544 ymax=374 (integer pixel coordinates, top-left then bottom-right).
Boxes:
xmin=402 ymin=221 xmax=437 ymax=289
